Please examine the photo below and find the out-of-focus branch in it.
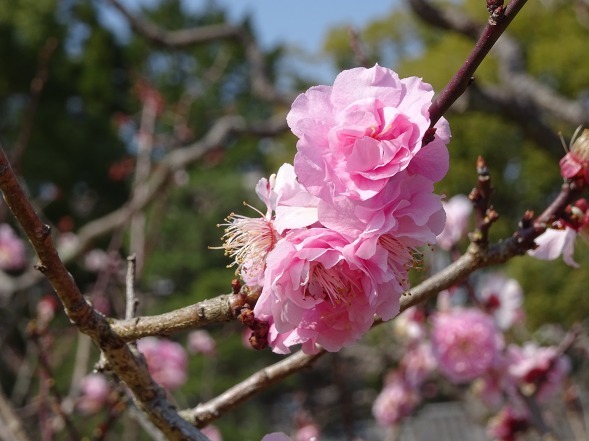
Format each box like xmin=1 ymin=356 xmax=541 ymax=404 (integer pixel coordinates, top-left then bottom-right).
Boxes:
xmin=0 ymin=115 xmax=289 ymax=301
xmin=0 ymin=387 xmax=31 ymax=441
xmin=0 ymin=146 xmax=209 ymax=441
xmin=181 ymin=348 xmax=326 ymax=428
xmin=104 ymin=0 xmax=294 ymax=105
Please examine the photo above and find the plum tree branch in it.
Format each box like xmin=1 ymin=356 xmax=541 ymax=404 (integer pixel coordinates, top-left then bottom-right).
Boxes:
xmin=0 ymin=146 xmax=209 ymax=441
xmin=414 ymin=0 xmax=529 ymax=126
xmin=410 ymin=0 xmax=589 ymax=135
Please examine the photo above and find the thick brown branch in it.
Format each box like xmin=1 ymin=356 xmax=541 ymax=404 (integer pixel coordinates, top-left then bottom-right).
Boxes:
xmin=0 ymin=146 xmax=208 ymax=441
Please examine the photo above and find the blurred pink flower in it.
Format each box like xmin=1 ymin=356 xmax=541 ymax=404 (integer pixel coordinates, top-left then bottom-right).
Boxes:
xmin=436 ymin=194 xmax=472 ymax=250
xmin=294 ymin=424 xmax=320 ymax=441
xmin=431 ymin=308 xmax=502 ymax=383
xmin=528 ymin=198 xmax=589 ymax=268
xmin=372 ymin=372 xmax=419 ymax=426
xmin=486 ymin=405 xmax=530 ymax=441
xmin=393 ymin=306 xmax=427 ymax=342
xmin=187 ymin=330 xmax=216 ymax=357
xmin=506 ymin=343 xmax=570 ymax=403
xmin=0 ymin=224 xmax=26 ymax=271
xmin=288 ymin=64 xmax=449 ymax=202
xmin=254 ymin=228 xmax=397 ymax=354
xmin=77 ymin=374 xmax=110 ymax=415
xmin=477 ymin=273 xmax=524 ymax=330
xmin=137 ymin=337 xmax=188 ymax=390
xmin=201 ymin=425 xmax=223 ymax=441
xmin=560 ymin=128 xmax=589 ymax=184
xmin=401 ymin=341 xmax=436 ymax=388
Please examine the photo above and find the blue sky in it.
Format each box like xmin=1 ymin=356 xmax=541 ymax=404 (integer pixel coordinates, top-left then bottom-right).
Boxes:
xmin=107 ymin=1 xmax=400 ymax=82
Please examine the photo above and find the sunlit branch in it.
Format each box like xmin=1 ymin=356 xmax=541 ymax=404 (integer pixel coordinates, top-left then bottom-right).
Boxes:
xmin=181 ymin=348 xmax=326 ymax=428
xmin=0 ymin=146 xmax=209 ymax=441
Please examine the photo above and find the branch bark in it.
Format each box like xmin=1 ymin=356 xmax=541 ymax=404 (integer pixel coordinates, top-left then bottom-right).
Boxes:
xmin=0 ymin=146 xmax=209 ymax=441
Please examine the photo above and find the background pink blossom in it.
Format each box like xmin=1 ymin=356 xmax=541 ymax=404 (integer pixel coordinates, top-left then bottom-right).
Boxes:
xmin=431 ymin=308 xmax=502 ymax=383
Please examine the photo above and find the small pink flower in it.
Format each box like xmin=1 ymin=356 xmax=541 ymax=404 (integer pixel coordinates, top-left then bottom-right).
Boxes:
xmin=400 ymin=342 xmax=436 ymax=388
xmin=0 ymin=224 xmax=26 ymax=271
xmin=431 ymin=308 xmax=501 ymax=383
xmin=288 ymin=64 xmax=450 ymax=202
xmin=201 ymin=425 xmax=223 ymax=441
xmin=477 ymin=273 xmax=524 ymax=330
xmin=77 ymin=374 xmax=110 ymax=415
xmin=436 ymin=194 xmax=472 ymax=250
xmin=294 ymin=424 xmax=320 ymax=441
xmin=393 ymin=306 xmax=427 ymax=342
xmin=219 ymin=164 xmax=317 ymax=286
xmin=137 ymin=337 xmax=188 ymax=390
xmin=528 ymin=198 xmax=589 ymax=268
xmin=254 ymin=228 xmax=397 ymax=354
xmin=372 ymin=372 xmax=419 ymax=426
xmin=187 ymin=330 xmax=216 ymax=357
xmin=506 ymin=343 xmax=570 ymax=403
xmin=560 ymin=128 xmax=589 ymax=184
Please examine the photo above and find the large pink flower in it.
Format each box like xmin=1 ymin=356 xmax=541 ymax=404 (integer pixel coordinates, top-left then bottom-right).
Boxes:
xmin=317 ymin=169 xmax=446 ymax=242
xmin=431 ymin=308 xmax=502 ymax=383
xmin=219 ymin=163 xmax=318 ymax=286
xmin=254 ymin=228 xmax=399 ymax=354
xmin=288 ymin=64 xmax=450 ymax=201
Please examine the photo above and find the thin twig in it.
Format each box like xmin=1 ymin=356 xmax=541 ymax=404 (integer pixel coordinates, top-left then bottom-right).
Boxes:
xmin=126 ymin=254 xmax=138 ymax=321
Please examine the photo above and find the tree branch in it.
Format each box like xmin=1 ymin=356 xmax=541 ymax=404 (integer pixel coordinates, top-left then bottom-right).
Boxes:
xmin=0 ymin=146 xmax=209 ymax=441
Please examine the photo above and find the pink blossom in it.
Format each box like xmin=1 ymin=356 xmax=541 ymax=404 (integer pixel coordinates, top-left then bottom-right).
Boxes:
xmin=137 ymin=337 xmax=188 ymax=390
xmin=201 ymin=425 xmax=223 ymax=441
xmin=76 ymin=374 xmax=110 ymax=415
xmin=400 ymin=341 xmax=436 ymax=388
xmin=431 ymin=308 xmax=502 ymax=383
xmin=0 ymin=224 xmax=26 ymax=271
xmin=476 ymin=273 xmax=524 ymax=330
xmin=254 ymin=228 xmax=398 ymax=354
xmin=528 ymin=198 xmax=589 ymax=268
xmin=187 ymin=330 xmax=216 ymax=357
xmin=506 ymin=343 xmax=570 ymax=403
xmin=219 ymin=163 xmax=317 ymax=286
xmin=316 ymin=169 xmax=446 ymax=243
xmin=372 ymin=372 xmax=419 ymax=426
xmin=560 ymin=128 xmax=589 ymax=184
xmin=436 ymin=194 xmax=472 ymax=250
xmin=288 ymin=64 xmax=450 ymax=202
xmin=294 ymin=424 xmax=320 ymax=441
xmin=486 ymin=405 xmax=530 ymax=441
xmin=393 ymin=306 xmax=427 ymax=342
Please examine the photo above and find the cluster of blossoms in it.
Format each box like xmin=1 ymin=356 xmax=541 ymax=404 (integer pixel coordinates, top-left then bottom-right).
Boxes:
xmin=219 ymin=65 xmax=450 ymax=354
xmin=373 ymin=266 xmax=570 ymax=440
